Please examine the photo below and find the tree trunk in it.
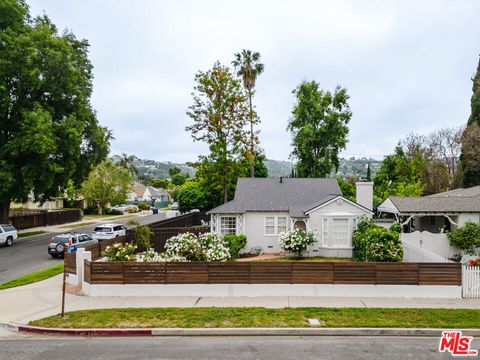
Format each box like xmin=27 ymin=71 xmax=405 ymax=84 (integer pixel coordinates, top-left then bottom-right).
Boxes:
xmin=98 ymin=207 xmax=103 ymax=215
xmin=0 ymin=201 xmax=10 ymax=224
xmin=223 ymin=183 xmax=228 ymax=204
xmin=249 ymin=91 xmax=255 ymax=178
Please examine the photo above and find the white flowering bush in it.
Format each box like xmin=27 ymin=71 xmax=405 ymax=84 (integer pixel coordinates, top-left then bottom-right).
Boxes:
xmin=278 ymin=228 xmax=316 ymax=257
xmin=200 ymin=232 xmax=231 ymax=261
xmin=165 ymin=232 xmax=203 ymax=261
xmin=136 ymin=248 xmax=187 ymax=262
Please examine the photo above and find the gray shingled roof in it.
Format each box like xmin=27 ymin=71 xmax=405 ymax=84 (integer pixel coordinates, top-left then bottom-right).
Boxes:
xmin=208 ymin=178 xmax=342 ymax=217
xmin=147 ymin=186 xmax=168 ymax=198
xmin=388 ymin=186 xmax=480 ymax=213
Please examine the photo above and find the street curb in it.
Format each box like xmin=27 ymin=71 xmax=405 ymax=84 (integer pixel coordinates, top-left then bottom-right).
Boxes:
xmin=6 ymin=323 xmax=480 ymax=337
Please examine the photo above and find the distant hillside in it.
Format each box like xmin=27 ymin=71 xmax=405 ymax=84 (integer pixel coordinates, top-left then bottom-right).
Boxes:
xmin=112 ymin=155 xmax=381 ymax=179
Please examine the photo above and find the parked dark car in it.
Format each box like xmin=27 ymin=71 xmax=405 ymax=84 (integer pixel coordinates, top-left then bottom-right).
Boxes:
xmin=48 ymin=233 xmax=97 ymax=258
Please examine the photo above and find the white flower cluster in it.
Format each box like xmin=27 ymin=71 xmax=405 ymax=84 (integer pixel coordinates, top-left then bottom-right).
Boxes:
xmin=163 ymin=232 xmax=231 ymax=261
xmin=200 ymin=233 xmax=231 ymax=261
xmin=135 ymin=248 xmax=187 ymax=262
xmin=165 ymin=232 xmax=202 ymax=260
xmin=278 ymin=228 xmax=316 ymax=256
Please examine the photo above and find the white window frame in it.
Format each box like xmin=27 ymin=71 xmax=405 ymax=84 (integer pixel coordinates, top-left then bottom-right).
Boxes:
xmin=219 ymin=215 xmax=237 ymax=235
xmin=277 ymin=216 xmax=287 ymax=234
xmin=264 ymin=216 xmax=288 ymax=236
xmin=331 ymin=217 xmax=351 ymax=248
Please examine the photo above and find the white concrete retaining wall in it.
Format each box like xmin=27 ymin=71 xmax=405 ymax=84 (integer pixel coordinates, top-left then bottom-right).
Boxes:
xmin=81 ymin=282 xmax=462 ymax=298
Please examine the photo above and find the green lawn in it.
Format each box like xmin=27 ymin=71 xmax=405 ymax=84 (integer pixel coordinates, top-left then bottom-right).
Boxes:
xmin=29 ymin=308 xmax=480 ymax=329
xmin=18 ymin=230 xmax=48 ymax=238
xmin=255 ymin=256 xmax=352 ymax=262
xmin=59 ymin=222 xmax=96 ymax=229
xmin=0 ymin=263 xmax=64 ymax=290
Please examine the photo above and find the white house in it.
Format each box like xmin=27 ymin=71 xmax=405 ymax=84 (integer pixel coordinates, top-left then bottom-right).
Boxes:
xmin=208 ymin=178 xmax=373 ymax=257
xmin=126 ymin=182 xmax=169 ymax=203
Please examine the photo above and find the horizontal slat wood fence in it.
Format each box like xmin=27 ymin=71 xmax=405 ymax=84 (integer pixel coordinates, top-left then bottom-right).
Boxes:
xmin=83 ymin=261 xmax=461 ymax=286
xmin=65 ymin=236 xmax=126 ymax=274
xmin=9 ymin=209 xmax=81 ymax=230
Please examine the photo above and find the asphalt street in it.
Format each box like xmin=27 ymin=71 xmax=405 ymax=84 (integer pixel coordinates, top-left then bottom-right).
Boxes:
xmin=0 ymin=213 xmax=163 ymax=283
xmin=0 ymin=335 xmax=476 ymax=360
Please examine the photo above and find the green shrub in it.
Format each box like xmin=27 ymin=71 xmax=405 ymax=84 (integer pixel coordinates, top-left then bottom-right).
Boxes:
xmin=353 ymin=225 xmax=403 ymax=262
xmin=127 ymin=220 xmax=154 ymax=251
xmin=223 ymin=235 xmax=247 ymax=259
xmin=356 ymin=215 xmax=377 ymax=232
xmin=447 ymin=221 xmax=480 ymax=255
xmin=390 ymin=222 xmax=401 ymax=233
xmin=137 ymin=202 xmax=151 ymax=211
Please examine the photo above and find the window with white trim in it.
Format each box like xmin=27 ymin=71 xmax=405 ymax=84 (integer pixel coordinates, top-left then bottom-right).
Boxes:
xmin=322 ymin=218 xmax=329 ymax=245
xmin=220 ymin=216 xmax=236 ymax=235
xmin=265 ymin=217 xmax=275 ymax=235
xmin=277 ymin=217 xmax=287 ymax=233
xmin=332 ymin=218 xmax=349 ymax=247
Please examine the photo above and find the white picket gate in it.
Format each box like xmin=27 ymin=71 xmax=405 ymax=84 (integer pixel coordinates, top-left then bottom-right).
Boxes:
xmin=462 ymin=265 xmax=480 ymax=298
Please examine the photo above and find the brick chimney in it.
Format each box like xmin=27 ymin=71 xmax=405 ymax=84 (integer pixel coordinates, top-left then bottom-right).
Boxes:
xmin=355 ymin=181 xmax=373 ymax=211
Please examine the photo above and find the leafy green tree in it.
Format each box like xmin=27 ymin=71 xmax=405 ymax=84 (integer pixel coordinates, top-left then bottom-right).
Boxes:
xmin=186 ymin=62 xmax=249 ymax=204
xmin=171 ymin=172 xmax=189 ymax=186
xmin=148 ymin=178 xmax=170 ymax=189
xmin=176 ymin=180 xmax=210 ymax=212
xmin=232 ymin=50 xmax=264 ymax=178
xmin=239 ymin=149 xmax=268 ymax=178
xmin=81 ymin=160 xmax=133 ymax=214
xmin=288 ymin=81 xmax=352 ymax=177
xmin=337 ymin=177 xmax=355 ymax=202
xmin=374 ymin=146 xmax=425 ymax=204
xmin=461 ymin=56 xmax=480 ymax=187
xmin=0 ymin=0 xmax=110 ymax=222
xmin=127 ymin=220 xmax=154 ymax=251
xmin=168 ymin=167 xmax=181 ymax=177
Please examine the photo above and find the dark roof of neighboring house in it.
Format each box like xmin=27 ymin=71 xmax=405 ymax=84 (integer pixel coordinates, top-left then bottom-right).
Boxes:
xmin=386 ymin=186 xmax=480 ymax=213
xmin=147 ymin=186 xmax=168 ymax=198
xmin=208 ymin=178 xmax=343 ymax=217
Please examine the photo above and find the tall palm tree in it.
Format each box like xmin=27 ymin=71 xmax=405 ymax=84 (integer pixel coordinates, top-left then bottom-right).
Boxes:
xmin=232 ymin=50 xmax=264 ymax=177
xmin=117 ymin=153 xmax=139 ymax=178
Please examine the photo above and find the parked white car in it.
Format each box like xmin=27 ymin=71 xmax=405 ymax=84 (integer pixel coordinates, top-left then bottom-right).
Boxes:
xmin=92 ymin=223 xmax=126 ymax=241
xmin=0 ymin=224 xmax=18 ymax=247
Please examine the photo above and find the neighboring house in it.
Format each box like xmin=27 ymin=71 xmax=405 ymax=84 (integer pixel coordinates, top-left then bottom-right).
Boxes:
xmin=126 ymin=182 xmax=169 ymax=203
xmin=378 ymin=186 xmax=480 ymax=233
xmin=127 ymin=182 xmax=147 ymax=202
xmin=144 ymin=186 xmax=169 ymax=202
xmin=208 ymin=178 xmax=373 ymax=257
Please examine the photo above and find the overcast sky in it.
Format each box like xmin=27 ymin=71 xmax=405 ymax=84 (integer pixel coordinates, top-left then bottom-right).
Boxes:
xmin=27 ymin=0 xmax=480 ymax=163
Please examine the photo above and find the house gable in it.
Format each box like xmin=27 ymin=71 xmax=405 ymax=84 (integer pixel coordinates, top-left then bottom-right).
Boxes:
xmin=305 ymin=196 xmax=372 ymax=216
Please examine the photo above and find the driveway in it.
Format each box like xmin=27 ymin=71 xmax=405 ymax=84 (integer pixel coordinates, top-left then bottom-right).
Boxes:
xmin=0 ymin=213 xmax=163 ymax=283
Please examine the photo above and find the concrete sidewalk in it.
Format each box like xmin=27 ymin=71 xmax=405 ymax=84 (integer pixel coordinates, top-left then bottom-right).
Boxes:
xmin=1 ymin=275 xmax=479 ymax=324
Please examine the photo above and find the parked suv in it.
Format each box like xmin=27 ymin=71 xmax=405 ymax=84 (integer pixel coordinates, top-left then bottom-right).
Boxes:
xmin=92 ymin=223 xmax=126 ymax=241
xmin=48 ymin=233 xmax=97 ymax=258
xmin=0 ymin=224 xmax=18 ymax=247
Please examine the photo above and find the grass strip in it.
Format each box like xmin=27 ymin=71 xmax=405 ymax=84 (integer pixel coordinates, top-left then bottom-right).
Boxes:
xmin=60 ymin=222 xmax=96 ymax=229
xmin=0 ymin=263 xmax=64 ymax=290
xmin=18 ymin=230 xmax=48 ymax=238
xmin=29 ymin=307 xmax=480 ymax=329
